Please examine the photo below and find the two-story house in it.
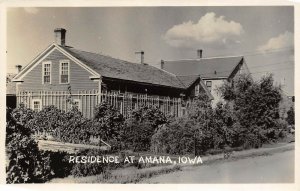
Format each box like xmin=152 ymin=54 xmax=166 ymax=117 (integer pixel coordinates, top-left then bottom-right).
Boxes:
xmin=161 ymin=50 xmax=250 ymax=107
xmin=12 ymin=28 xmax=213 ymax=118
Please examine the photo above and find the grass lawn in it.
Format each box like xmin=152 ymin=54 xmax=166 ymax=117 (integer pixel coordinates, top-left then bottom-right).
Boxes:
xmin=50 ymin=163 xmax=181 ymax=183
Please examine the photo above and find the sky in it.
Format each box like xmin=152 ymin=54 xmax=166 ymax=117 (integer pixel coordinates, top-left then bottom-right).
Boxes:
xmin=6 ymin=6 xmax=294 ymax=95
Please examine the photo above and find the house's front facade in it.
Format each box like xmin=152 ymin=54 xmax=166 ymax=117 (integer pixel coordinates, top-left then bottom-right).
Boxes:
xmin=161 ymin=52 xmax=250 ymax=107
xmin=13 ymin=28 xmax=213 ymax=118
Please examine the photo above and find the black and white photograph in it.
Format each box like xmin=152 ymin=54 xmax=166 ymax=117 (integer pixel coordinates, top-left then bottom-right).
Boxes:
xmin=2 ymin=1 xmax=297 ymax=189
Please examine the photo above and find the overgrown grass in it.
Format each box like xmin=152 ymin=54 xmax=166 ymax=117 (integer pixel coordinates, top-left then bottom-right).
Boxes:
xmin=51 ymin=164 xmax=181 ymax=183
xmin=93 ymin=165 xmax=181 ymax=183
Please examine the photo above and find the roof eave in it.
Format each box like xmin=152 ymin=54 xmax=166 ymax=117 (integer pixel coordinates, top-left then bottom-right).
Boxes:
xmin=12 ymin=43 xmax=57 ymax=81
xmin=102 ymin=76 xmax=186 ymax=90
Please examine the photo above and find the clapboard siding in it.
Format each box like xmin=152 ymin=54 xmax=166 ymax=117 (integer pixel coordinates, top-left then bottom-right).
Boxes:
xmin=18 ymin=49 xmax=98 ymax=92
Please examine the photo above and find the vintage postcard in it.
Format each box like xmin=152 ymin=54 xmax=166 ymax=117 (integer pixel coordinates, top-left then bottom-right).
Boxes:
xmin=1 ymin=1 xmax=298 ymax=191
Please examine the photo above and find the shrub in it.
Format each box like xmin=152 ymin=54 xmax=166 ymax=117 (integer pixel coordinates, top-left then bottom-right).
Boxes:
xmin=90 ymin=102 xmax=125 ymax=150
xmin=218 ymin=74 xmax=283 ymax=148
xmin=124 ymin=106 xmax=167 ymax=151
xmin=242 ymin=133 xmax=262 ymax=149
xmin=151 ymin=94 xmax=237 ymax=155
xmin=151 ymin=117 xmax=197 ymax=155
xmin=11 ymin=105 xmax=35 ymax=126
xmin=6 ymin=108 xmax=52 ymax=183
xmin=286 ymin=107 xmax=295 ymax=126
xmin=129 ymin=105 xmax=167 ymax=128
xmin=70 ymin=149 xmax=107 ymax=177
xmin=26 ymin=106 xmax=65 ymax=133
xmin=276 ymin=119 xmax=289 ymax=130
xmin=187 ymin=93 xmax=219 ymax=153
xmin=42 ymin=151 xmax=73 ymax=179
xmin=26 ymin=106 xmax=91 ymax=144
xmin=58 ymin=108 xmax=90 ymax=144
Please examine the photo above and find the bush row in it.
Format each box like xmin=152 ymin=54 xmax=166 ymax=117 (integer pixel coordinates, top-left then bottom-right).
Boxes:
xmin=6 ymin=103 xmax=167 ymax=183
xmin=151 ymin=74 xmax=292 ymax=155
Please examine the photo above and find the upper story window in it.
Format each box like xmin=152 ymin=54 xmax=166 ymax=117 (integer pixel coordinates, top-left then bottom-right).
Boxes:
xmin=206 ymin=81 xmax=212 ymax=92
xmin=42 ymin=61 xmax=51 ymax=84
xmin=60 ymin=60 xmax=70 ymax=84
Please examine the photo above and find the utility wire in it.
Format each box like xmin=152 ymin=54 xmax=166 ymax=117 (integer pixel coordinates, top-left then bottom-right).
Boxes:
xmin=249 ymin=67 xmax=293 ymax=75
xmin=204 ymin=46 xmax=294 ymax=58
xmin=176 ymin=60 xmax=294 ymax=77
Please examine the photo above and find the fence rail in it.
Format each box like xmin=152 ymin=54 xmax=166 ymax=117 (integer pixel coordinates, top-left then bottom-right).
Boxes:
xmin=17 ymin=90 xmax=182 ymax=118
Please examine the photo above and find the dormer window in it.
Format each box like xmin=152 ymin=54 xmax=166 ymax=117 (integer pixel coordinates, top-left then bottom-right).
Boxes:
xmin=42 ymin=61 xmax=51 ymax=84
xmin=59 ymin=60 xmax=70 ymax=84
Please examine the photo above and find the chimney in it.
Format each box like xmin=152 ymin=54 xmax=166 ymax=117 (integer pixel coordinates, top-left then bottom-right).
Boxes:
xmin=161 ymin=60 xmax=165 ymax=69
xmin=197 ymin=49 xmax=203 ymax=59
xmin=135 ymin=51 xmax=145 ymax=64
xmin=54 ymin=28 xmax=66 ymax=46
xmin=15 ymin=65 xmax=22 ymax=73
xmin=141 ymin=51 xmax=144 ymax=64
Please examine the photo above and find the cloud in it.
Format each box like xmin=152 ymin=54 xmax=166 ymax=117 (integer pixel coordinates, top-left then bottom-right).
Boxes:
xmin=257 ymin=31 xmax=294 ymax=52
xmin=23 ymin=7 xmax=39 ymax=14
xmin=163 ymin=12 xmax=244 ymax=48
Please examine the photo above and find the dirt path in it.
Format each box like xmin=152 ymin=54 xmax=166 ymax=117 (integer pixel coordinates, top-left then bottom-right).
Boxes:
xmin=141 ymin=149 xmax=294 ymax=183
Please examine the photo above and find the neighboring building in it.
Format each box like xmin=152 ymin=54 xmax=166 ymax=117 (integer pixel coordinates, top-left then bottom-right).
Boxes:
xmin=12 ymin=28 xmax=212 ymax=118
xmin=161 ymin=50 xmax=250 ymax=107
xmin=6 ymin=73 xmax=17 ymax=108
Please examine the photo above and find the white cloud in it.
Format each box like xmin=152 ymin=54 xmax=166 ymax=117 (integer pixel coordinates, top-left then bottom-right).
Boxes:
xmin=257 ymin=31 xmax=294 ymax=52
xmin=163 ymin=12 xmax=244 ymax=48
xmin=23 ymin=7 xmax=39 ymax=14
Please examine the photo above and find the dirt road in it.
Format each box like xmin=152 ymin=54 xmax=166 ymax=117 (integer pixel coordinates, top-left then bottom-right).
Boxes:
xmin=142 ymin=149 xmax=294 ymax=183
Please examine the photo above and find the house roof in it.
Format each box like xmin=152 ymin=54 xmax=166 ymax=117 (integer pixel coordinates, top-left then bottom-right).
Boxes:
xmin=177 ymin=75 xmax=200 ymax=88
xmin=12 ymin=43 xmax=213 ymax=99
xmin=6 ymin=73 xmax=17 ymax=95
xmin=177 ymin=75 xmax=214 ymax=100
xmin=163 ymin=56 xmax=244 ymax=79
xmin=60 ymin=46 xmax=186 ymax=89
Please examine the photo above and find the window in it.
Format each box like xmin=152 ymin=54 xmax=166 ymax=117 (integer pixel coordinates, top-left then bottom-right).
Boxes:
xmin=206 ymin=81 xmax=212 ymax=92
xmin=60 ymin=60 xmax=70 ymax=84
xmin=42 ymin=61 xmax=51 ymax=84
xmin=32 ymin=99 xmax=41 ymax=112
xmin=72 ymin=99 xmax=81 ymax=111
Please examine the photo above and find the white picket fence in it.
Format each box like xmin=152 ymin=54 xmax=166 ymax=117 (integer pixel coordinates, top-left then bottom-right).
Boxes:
xmin=17 ymin=90 xmax=182 ymax=118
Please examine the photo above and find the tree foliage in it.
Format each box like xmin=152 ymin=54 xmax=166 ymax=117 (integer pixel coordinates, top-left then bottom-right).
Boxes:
xmin=123 ymin=106 xmax=167 ymax=151
xmin=219 ymin=74 xmax=282 ymax=130
xmin=152 ymin=74 xmax=286 ymax=155
xmin=26 ymin=106 xmax=91 ymax=144
xmin=218 ymin=74 xmax=283 ymax=145
xmin=92 ymin=102 xmax=124 ymax=140
xmin=151 ymin=117 xmax=196 ymax=154
xmin=286 ymin=107 xmax=295 ymax=126
xmin=152 ymin=92 xmax=223 ymax=155
xmin=6 ymin=107 xmax=52 ymax=183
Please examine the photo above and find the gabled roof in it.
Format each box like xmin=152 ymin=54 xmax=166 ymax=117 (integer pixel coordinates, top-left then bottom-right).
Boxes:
xmin=60 ymin=46 xmax=186 ymax=89
xmin=163 ymin=56 xmax=244 ymax=79
xmin=177 ymin=75 xmax=200 ymax=88
xmin=177 ymin=75 xmax=214 ymax=100
xmin=12 ymin=43 xmax=213 ymax=98
xmin=13 ymin=44 xmax=100 ymax=82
